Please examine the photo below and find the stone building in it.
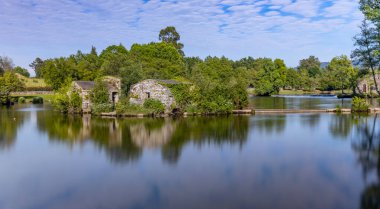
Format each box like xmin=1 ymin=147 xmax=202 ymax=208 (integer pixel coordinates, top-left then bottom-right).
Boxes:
xmin=72 ymin=76 xmax=121 ymax=112
xmin=357 ymin=74 xmax=380 ymax=94
xmin=129 ymin=79 xmax=178 ymax=112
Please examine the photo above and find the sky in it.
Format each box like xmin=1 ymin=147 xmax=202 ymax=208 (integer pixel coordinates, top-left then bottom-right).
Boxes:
xmin=0 ymin=0 xmax=363 ymax=75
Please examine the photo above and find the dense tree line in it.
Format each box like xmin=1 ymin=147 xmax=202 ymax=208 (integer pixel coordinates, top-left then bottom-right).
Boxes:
xmin=1 ymin=22 xmax=372 ymax=111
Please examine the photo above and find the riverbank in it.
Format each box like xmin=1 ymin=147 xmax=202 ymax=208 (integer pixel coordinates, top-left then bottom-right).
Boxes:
xmin=97 ymin=108 xmax=380 ymax=118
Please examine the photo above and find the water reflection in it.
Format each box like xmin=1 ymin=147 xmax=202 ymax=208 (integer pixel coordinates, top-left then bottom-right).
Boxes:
xmin=3 ymin=105 xmax=380 ymax=209
xmin=250 ymin=96 xmax=353 ymax=109
xmin=0 ymin=106 xmax=28 ymax=149
xmin=351 ymin=115 xmax=380 ymax=209
xmin=36 ymin=112 xmax=249 ymax=164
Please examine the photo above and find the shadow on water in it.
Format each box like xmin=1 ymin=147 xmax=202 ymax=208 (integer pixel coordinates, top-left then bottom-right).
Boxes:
xmin=35 ymin=111 xmax=249 ymax=164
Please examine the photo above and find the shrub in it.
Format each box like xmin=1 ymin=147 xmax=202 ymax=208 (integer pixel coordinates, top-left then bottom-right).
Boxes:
xmin=185 ymin=103 xmax=198 ymax=113
xmin=335 ymin=105 xmax=342 ymax=113
xmin=91 ymin=103 xmax=113 ymax=114
xmin=90 ymin=80 xmax=109 ymax=105
xmin=53 ymin=92 xmax=69 ymax=112
xmin=352 ymin=97 xmax=369 ymax=112
xmin=116 ymin=102 xmax=153 ymax=115
xmin=143 ymin=99 xmax=165 ymax=114
xmin=18 ymin=97 xmax=26 ymax=103
xmin=68 ymin=91 xmax=82 ymax=113
xmin=32 ymin=97 xmax=43 ymax=104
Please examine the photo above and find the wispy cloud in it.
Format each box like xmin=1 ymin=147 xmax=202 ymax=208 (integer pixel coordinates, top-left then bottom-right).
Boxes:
xmin=0 ymin=0 xmax=363 ymax=72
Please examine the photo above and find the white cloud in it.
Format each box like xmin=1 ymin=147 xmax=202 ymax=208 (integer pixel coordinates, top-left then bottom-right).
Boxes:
xmin=0 ymin=0 xmax=363 ymax=71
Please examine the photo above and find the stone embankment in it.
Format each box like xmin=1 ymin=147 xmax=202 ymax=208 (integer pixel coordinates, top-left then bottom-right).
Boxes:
xmin=98 ymin=108 xmax=380 ymax=118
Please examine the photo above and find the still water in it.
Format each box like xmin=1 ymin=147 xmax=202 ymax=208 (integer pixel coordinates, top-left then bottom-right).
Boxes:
xmin=0 ymin=104 xmax=379 ymax=209
xmin=249 ymin=95 xmax=380 ymax=109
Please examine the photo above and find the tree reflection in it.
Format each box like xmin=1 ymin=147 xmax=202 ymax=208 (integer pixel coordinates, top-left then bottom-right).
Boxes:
xmin=329 ymin=114 xmax=354 ymax=138
xmin=0 ymin=106 xmax=28 ymax=150
xmin=36 ymin=113 xmax=249 ymax=164
xmin=250 ymin=115 xmax=286 ymax=134
xmin=351 ymin=114 xmax=380 ymax=209
xmin=162 ymin=116 xmax=249 ymax=164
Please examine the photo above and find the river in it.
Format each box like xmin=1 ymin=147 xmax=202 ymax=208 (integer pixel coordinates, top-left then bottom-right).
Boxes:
xmin=0 ymin=102 xmax=379 ymax=209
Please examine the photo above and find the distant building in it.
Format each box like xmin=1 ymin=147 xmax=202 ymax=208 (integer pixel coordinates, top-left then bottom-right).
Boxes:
xmin=129 ymin=79 xmax=179 ymax=112
xmin=357 ymin=74 xmax=380 ymax=94
xmin=72 ymin=76 xmax=121 ymax=112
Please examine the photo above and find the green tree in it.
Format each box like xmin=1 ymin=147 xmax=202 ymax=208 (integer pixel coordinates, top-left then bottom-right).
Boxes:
xmin=285 ymin=68 xmax=301 ymax=89
xmin=129 ymin=42 xmax=184 ymax=79
xmin=99 ymin=44 xmax=128 ymax=76
xmin=252 ymin=58 xmax=287 ymax=95
xmin=29 ymin=57 xmax=44 ymax=78
xmin=184 ymin=57 xmax=202 ymax=77
xmin=233 ymin=57 xmax=256 ymax=69
xmin=72 ymin=49 xmax=101 ymax=80
xmin=299 ymin=56 xmax=321 ymax=78
xmin=190 ymin=56 xmax=248 ymax=112
xmin=40 ymin=58 xmax=78 ymax=90
xmin=90 ymin=79 xmax=110 ymax=105
xmin=13 ymin=66 xmax=30 ymax=77
xmin=0 ymin=72 xmax=25 ymax=104
xmin=327 ymin=55 xmax=356 ymax=94
xmin=159 ymin=26 xmax=184 ymax=56
xmin=360 ymin=0 xmax=380 ymax=24
xmin=352 ymin=20 xmax=380 ymax=94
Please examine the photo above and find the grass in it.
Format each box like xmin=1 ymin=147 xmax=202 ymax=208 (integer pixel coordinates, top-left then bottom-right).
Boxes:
xmin=15 ymin=73 xmax=50 ymax=88
xmin=279 ymin=89 xmax=353 ymax=95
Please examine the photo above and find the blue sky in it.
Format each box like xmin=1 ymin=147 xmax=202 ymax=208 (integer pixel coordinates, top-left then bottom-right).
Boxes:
xmin=0 ymin=0 xmax=362 ymax=74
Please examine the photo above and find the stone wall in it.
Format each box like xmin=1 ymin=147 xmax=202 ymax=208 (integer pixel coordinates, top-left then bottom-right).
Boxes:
xmin=129 ymin=79 xmax=175 ymax=111
xmin=72 ymin=83 xmax=92 ymax=112
xmin=358 ymin=75 xmax=380 ymax=94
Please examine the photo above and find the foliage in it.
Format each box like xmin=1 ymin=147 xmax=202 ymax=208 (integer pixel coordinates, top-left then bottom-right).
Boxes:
xmin=29 ymin=57 xmax=44 ymax=78
xmin=52 ymin=90 xmax=70 ymax=113
xmin=352 ymin=97 xmax=369 ymax=112
xmin=189 ymin=56 xmax=247 ymax=113
xmin=40 ymin=58 xmax=76 ymax=90
xmin=335 ymin=105 xmax=342 ymax=113
xmin=91 ymin=103 xmax=114 ymax=114
xmin=69 ymin=91 xmax=82 ymax=113
xmin=143 ymin=99 xmax=165 ymax=114
xmin=165 ymin=83 xmax=193 ymax=111
xmin=18 ymin=97 xmax=26 ymax=103
xmin=352 ymin=20 xmax=379 ymax=72
xmin=184 ymin=57 xmax=202 ymax=77
xmin=99 ymin=44 xmax=128 ymax=76
xmin=299 ymin=56 xmax=321 ymax=78
xmin=252 ymin=58 xmax=287 ymax=96
xmin=115 ymin=101 xmax=153 ymax=115
xmin=352 ymin=1 xmax=380 ymax=94
xmin=14 ymin=66 xmax=30 ymax=77
xmin=129 ymin=42 xmax=185 ymax=79
xmin=0 ymin=72 xmax=25 ymax=104
xmin=159 ymin=26 xmax=184 ymax=56
xmin=32 ymin=97 xmax=43 ymax=104
xmin=327 ymin=55 xmax=357 ymax=94
xmin=90 ymin=79 xmax=109 ymax=105
xmin=285 ymin=68 xmax=301 ymax=89
xmin=53 ymin=86 xmax=82 ymax=113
